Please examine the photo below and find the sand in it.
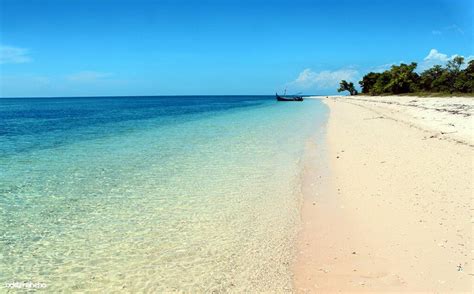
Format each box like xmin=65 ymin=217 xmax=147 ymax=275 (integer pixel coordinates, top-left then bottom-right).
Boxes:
xmin=293 ymin=96 xmax=473 ymax=292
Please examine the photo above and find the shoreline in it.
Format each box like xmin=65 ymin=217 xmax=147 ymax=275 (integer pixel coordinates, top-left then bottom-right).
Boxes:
xmin=293 ymin=96 xmax=473 ymax=292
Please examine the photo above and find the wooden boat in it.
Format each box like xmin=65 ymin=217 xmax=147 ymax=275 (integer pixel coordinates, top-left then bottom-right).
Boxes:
xmin=276 ymin=93 xmax=304 ymax=102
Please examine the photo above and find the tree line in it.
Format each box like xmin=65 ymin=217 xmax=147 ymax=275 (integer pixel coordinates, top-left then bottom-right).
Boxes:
xmin=337 ymin=57 xmax=474 ymax=96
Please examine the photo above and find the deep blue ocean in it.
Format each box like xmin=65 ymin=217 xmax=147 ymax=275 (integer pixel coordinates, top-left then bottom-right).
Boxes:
xmin=0 ymin=96 xmax=272 ymax=156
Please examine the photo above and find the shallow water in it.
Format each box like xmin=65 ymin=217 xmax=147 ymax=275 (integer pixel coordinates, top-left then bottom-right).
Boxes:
xmin=0 ymin=96 xmax=328 ymax=291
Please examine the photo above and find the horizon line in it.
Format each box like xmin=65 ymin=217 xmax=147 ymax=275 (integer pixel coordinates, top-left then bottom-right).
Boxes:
xmin=0 ymin=94 xmax=328 ymax=99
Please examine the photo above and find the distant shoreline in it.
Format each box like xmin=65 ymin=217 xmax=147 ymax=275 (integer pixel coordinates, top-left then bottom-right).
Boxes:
xmin=0 ymin=94 xmax=330 ymax=99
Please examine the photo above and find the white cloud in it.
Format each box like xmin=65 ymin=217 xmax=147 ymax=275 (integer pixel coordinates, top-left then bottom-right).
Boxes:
xmin=369 ymin=62 xmax=405 ymax=73
xmin=431 ymin=24 xmax=464 ymax=36
xmin=445 ymin=24 xmax=464 ymax=35
xmin=424 ymin=49 xmax=450 ymax=63
xmin=0 ymin=45 xmax=32 ymax=64
xmin=421 ymin=49 xmax=473 ymax=70
xmin=291 ymin=68 xmax=359 ymax=89
xmin=66 ymin=71 xmax=113 ymax=82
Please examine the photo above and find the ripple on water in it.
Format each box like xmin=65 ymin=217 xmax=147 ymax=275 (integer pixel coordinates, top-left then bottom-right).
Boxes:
xmin=0 ymin=97 xmax=328 ymax=291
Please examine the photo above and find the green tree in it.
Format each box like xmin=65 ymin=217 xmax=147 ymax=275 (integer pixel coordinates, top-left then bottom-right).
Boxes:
xmin=447 ymin=56 xmax=464 ymax=74
xmin=419 ymin=65 xmax=445 ymax=92
xmin=446 ymin=56 xmax=465 ymax=93
xmin=351 ymin=55 xmax=473 ymax=95
xmin=338 ymin=80 xmax=358 ymax=95
xmin=465 ymin=59 xmax=474 ymax=75
xmin=431 ymin=71 xmax=451 ymax=92
xmin=454 ymin=71 xmax=469 ymax=92
xmin=371 ymin=71 xmax=391 ymax=95
xmin=359 ymin=72 xmax=380 ymax=94
xmin=461 ymin=60 xmax=474 ymax=93
xmin=385 ymin=62 xmax=419 ymax=94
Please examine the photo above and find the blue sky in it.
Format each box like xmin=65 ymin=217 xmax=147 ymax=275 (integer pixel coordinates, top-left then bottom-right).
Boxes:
xmin=0 ymin=0 xmax=472 ymax=97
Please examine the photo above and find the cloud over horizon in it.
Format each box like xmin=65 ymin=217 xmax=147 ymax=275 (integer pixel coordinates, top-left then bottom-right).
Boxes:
xmin=424 ymin=49 xmax=452 ymax=63
xmin=366 ymin=49 xmax=473 ymax=73
xmin=421 ymin=49 xmax=473 ymax=70
xmin=288 ymin=48 xmax=473 ymax=94
xmin=0 ymin=45 xmax=32 ymax=64
xmin=290 ymin=68 xmax=360 ymax=90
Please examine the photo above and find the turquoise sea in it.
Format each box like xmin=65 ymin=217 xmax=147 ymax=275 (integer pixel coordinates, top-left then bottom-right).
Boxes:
xmin=0 ymin=96 xmax=328 ymax=292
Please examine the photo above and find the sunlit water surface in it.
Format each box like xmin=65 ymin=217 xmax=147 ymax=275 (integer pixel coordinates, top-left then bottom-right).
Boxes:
xmin=0 ymin=96 xmax=327 ymax=292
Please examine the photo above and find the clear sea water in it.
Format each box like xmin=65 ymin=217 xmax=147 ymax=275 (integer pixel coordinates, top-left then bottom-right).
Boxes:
xmin=0 ymin=96 xmax=328 ymax=292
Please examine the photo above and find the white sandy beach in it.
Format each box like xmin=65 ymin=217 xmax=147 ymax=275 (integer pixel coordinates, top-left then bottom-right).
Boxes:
xmin=294 ymin=95 xmax=473 ymax=292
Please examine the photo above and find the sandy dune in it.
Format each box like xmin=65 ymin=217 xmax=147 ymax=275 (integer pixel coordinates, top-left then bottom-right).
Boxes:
xmin=293 ymin=96 xmax=473 ymax=292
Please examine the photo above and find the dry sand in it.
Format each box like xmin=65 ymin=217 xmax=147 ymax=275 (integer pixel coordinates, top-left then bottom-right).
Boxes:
xmin=293 ymin=96 xmax=473 ymax=292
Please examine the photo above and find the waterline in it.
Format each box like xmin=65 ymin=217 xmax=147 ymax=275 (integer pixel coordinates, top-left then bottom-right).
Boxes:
xmin=0 ymin=96 xmax=328 ymax=291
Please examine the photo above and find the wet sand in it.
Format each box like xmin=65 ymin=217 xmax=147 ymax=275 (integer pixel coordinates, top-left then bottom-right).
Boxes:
xmin=293 ymin=96 xmax=473 ymax=292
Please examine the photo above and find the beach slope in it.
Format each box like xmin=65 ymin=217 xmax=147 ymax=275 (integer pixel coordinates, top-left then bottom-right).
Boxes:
xmin=294 ymin=96 xmax=473 ymax=292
